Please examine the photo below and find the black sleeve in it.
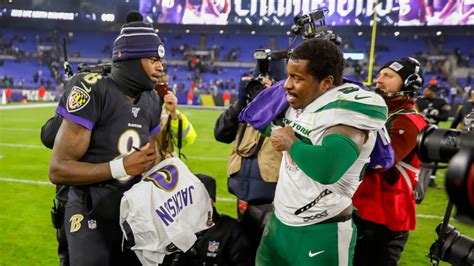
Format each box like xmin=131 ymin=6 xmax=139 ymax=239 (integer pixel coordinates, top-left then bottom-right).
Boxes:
xmin=56 ymin=73 xmax=104 ymax=131
xmin=40 ymin=114 xmax=64 ymax=149
xmin=435 ymin=108 xmax=450 ymax=122
xmin=433 ymin=99 xmax=450 ymax=122
xmin=214 ymin=101 xmax=242 ymax=144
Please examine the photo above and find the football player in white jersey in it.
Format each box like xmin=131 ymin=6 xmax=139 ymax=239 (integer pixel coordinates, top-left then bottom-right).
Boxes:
xmin=256 ymin=38 xmax=387 ymax=266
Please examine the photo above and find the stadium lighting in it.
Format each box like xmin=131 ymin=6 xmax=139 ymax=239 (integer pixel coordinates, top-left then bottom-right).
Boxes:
xmin=343 ymin=52 xmax=365 ymax=61
xmin=146 ymin=15 xmax=153 ymax=23
xmin=101 ymin=13 xmax=115 ymax=22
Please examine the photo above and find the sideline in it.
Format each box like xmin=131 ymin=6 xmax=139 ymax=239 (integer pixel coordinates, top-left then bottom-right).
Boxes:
xmin=0 ymin=102 xmax=227 ymax=111
xmin=0 ymin=103 xmax=57 ymax=110
xmin=0 ymin=177 xmax=235 ymax=202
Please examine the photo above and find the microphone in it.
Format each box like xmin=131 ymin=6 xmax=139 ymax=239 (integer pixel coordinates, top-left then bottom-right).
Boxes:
xmin=374 ymin=88 xmax=415 ymax=98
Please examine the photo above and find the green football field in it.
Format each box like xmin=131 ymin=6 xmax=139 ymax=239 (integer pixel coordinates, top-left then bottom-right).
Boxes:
xmin=0 ymin=104 xmax=472 ymax=265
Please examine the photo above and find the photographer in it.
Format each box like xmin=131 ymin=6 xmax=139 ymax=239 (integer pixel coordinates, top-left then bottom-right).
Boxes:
xmin=214 ymin=49 xmax=287 ymax=262
xmin=47 ymin=11 xmax=167 ymax=265
xmin=353 ymin=57 xmax=428 ymax=266
xmin=417 ymin=96 xmax=474 ymax=265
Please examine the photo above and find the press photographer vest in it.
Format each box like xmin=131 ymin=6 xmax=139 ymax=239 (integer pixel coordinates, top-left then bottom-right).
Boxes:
xmin=353 ymin=111 xmax=427 ymax=231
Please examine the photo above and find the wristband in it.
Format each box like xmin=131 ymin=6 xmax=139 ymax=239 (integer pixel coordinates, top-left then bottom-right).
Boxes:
xmin=110 ymin=157 xmax=129 ymax=179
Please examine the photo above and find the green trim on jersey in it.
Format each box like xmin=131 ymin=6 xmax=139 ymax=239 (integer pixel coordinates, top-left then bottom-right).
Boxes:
xmin=289 ymin=134 xmax=360 ymax=185
xmin=260 ymin=124 xmax=272 ymax=137
xmin=359 ymin=162 xmax=369 ymax=181
xmin=314 ymin=100 xmax=388 ymax=121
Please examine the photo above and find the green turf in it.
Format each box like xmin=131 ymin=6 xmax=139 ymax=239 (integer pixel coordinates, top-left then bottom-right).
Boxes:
xmin=0 ymin=106 xmax=472 ymax=265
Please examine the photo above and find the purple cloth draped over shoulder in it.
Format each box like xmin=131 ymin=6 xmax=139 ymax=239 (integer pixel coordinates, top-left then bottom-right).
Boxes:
xmin=238 ymin=80 xmax=288 ymax=130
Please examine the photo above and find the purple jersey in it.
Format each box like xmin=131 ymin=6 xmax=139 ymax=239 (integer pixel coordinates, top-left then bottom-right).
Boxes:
xmin=57 ymin=72 xmax=163 ymax=222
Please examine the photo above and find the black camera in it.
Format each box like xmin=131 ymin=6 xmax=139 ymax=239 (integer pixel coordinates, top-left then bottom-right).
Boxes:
xmin=430 ymin=224 xmax=474 ymax=266
xmin=416 ymin=111 xmax=474 ymax=265
xmin=242 ymin=49 xmax=288 ymax=105
xmin=77 ymin=62 xmax=112 ymax=76
xmin=289 ymin=8 xmax=341 ymax=44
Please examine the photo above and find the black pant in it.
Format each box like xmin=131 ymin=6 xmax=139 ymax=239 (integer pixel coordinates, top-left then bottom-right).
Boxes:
xmin=52 ymin=199 xmax=69 ymax=266
xmin=65 ymin=202 xmax=140 ymax=266
xmin=237 ymin=200 xmax=273 ymax=264
xmin=353 ymin=213 xmax=409 ymax=266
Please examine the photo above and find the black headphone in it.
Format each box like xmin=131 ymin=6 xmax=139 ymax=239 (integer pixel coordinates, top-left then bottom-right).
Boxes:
xmin=402 ymin=57 xmax=423 ymax=93
xmin=375 ymin=57 xmax=424 ymax=99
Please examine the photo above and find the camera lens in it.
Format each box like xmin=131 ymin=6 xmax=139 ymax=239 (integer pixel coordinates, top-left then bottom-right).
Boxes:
xmin=437 ymin=224 xmax=474 ymax=266
xmin=416 ymin=125 xmax=461 ymax=163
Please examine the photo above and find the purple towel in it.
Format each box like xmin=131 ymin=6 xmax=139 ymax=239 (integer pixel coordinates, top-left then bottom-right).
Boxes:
xmin=238 ymin=80 xmax=288 ymax=130
xmin=368 ymin=129 xmax=395 ymax=169
xmin=238 ymin=78 xmax=365 ymax=130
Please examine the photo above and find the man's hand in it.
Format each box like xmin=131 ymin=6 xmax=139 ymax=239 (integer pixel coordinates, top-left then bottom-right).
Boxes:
xmin=260 ymin=76 xmax=273 ymax=88
xmin=270 ymin=126 xmax=298 ymax=151
xmin=164 ymin=91 xmax=179 ymax=119
xmin=156 ymin=72 xmax=169 ymax=85
xmin=123 ymin=143 xmax=156 ymax=176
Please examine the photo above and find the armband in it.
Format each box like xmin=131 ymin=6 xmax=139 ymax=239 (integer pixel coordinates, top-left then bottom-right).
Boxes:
xmin=110 ymin=157 xmax=128 ymax=179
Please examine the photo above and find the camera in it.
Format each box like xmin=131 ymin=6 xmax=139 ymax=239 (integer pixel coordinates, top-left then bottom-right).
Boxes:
xmin=245 ymin=49 xmax=272 ymax=101
xmin=289 ymin=8 xmax=341 ymax=45
xmin=416 ymin=111 xmax=474 ymax=265
xmin=430 ymin=224 xmax=474 ymax=266
xmin=241 ymin=49 xmax=288 ymax=105
xmin=77 ymin=62 xmax=112 ymax=76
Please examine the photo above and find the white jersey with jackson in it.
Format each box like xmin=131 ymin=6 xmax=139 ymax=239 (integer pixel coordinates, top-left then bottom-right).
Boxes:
xmin=120 ymin=157 xmax=214 ymax=265
xmin=274 ymin=83 xmax=387 ymax=226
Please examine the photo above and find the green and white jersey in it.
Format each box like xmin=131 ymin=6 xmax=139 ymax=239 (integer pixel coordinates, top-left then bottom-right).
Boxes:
xmin=274 ymin=83 xmax=387 ymax=226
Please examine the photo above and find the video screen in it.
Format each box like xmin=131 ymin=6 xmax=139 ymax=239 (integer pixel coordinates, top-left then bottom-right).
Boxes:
xmin=139 ymin=0 xmax=474 ymax=26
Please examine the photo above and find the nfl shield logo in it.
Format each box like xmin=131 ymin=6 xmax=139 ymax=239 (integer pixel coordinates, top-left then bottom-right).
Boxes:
xmin=208 ymin=240 xmax=220 ymax=253
xmin=88 ymin=219 xmax=97 ymax=229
